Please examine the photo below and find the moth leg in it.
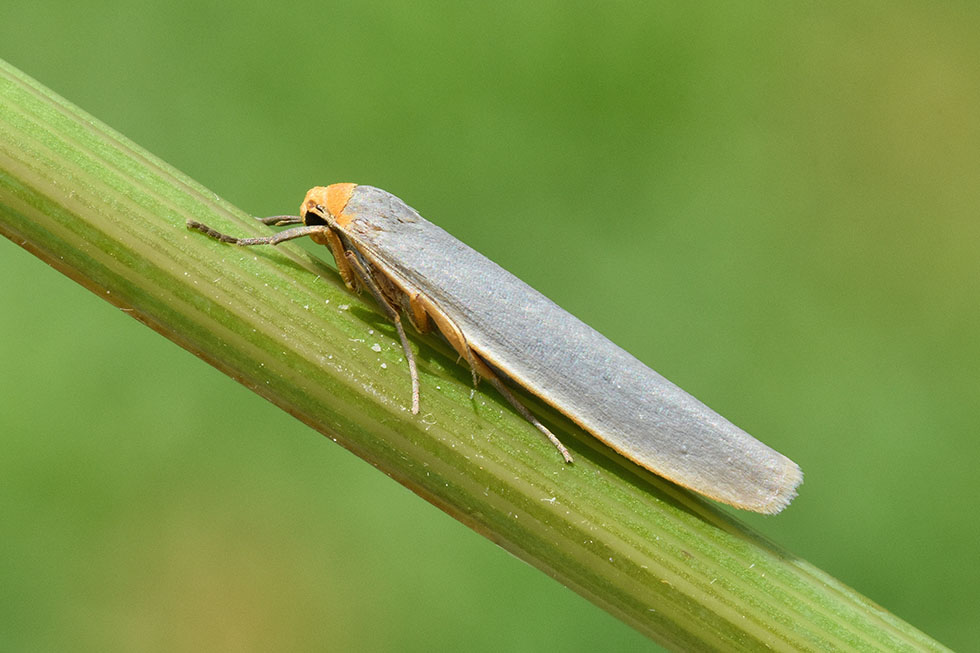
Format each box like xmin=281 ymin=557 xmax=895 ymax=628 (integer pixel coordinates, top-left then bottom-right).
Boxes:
xmin=404 ymin=294 xmax=432 ymax=334
xmin=422 ymin=298 xmax=480 ymax=386
xmin=484 ymin=373 xmax=573 ymax=463
xmin=322 ymin=230 xmax=358 ymax=291
xmin=343 ymin=251 xmax=420 ymax=415
xmin=255 ymin=215 xmax=304 ymax=226
xmin=415 ymin=294 xmax=573 ymax=464
xmin=189 ymin=217 xmax=420 ymax=413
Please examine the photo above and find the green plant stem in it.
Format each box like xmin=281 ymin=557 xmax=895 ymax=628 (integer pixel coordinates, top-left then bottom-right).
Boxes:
xmin=0 ymin=59 xmax=948 ymax=652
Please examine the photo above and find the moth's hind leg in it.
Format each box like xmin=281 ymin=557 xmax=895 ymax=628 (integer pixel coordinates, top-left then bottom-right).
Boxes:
xmin=415 ymin=294 xmax=573 ymax=464
xmin=485 ymin=371 xmax=574 ymax=463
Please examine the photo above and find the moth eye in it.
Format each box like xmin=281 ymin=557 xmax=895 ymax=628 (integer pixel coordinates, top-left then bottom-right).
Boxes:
xmin=305 ymin=210 xmax=328 ymax=227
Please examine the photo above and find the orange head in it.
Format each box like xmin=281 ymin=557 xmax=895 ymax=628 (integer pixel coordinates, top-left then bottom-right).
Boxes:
xmin=301 ymin=184 xmax=357 ymax=226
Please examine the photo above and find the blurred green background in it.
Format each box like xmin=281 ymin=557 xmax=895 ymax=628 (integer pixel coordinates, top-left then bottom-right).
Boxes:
xmin=2 ymin=2 xmax=977 ymax=650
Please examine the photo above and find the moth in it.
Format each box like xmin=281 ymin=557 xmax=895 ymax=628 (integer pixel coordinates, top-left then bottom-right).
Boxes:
xmin=188 ymin=184 xmax=802 ymax=513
